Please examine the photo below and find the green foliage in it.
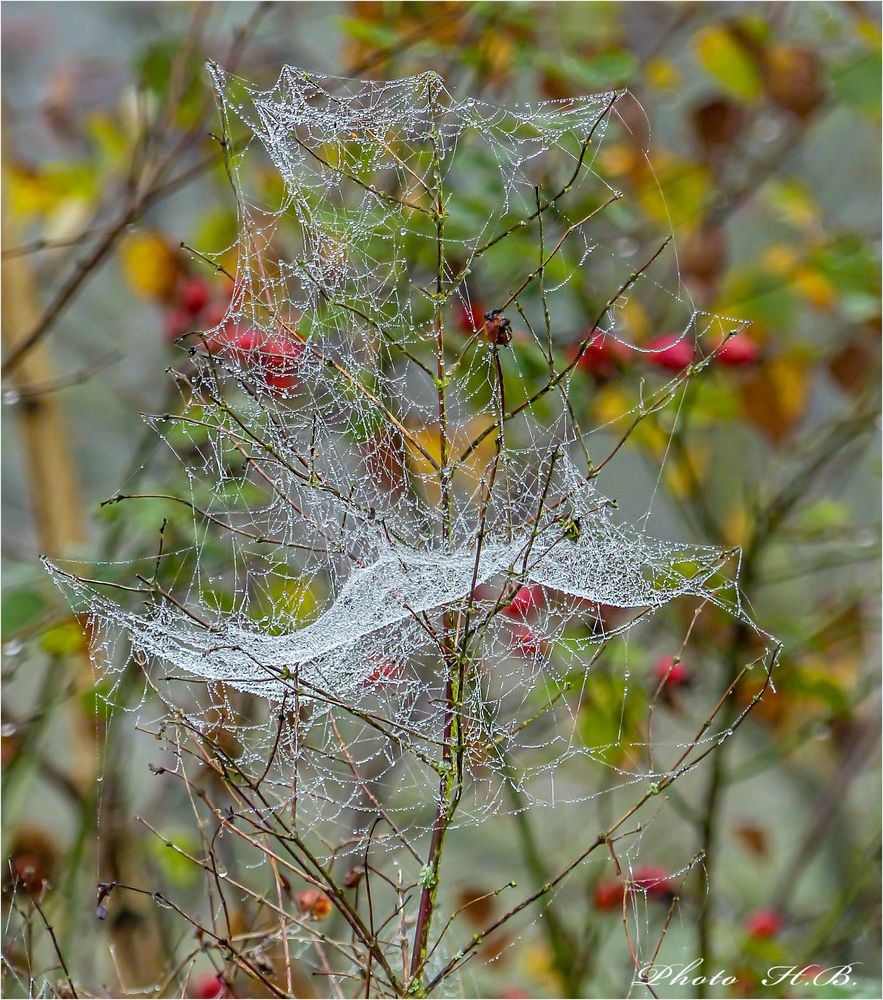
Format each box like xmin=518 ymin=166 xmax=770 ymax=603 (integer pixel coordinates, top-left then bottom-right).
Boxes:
xmin=1 ymin=587 xmax=46 ymax=636
xmin=693 ymin=26 xmax=764 ymax=100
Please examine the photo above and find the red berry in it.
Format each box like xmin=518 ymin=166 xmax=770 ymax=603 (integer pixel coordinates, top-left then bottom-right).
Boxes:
xmin=645 ymin=332 xmax=695 ymax=371
xmin=574 ymin=337 xmax=611 ymax=374
xmin=631 ymin=865 xmax=672 ymax=898
xmin=364 ymin=661 xmax=402 ymax=687
xmin=573 ymin=335 xmax=632 ymax=375
xmin=455 ymin=300 xmax=485 ymax=335
xmin=717 ymin=334 xmax=761 ymax=366
xmin=654 ymin=656 xmax=688 ymax=689
xmin=191 ymin=974 xmax=228 ymax=999
xmin=511 ymin=625 xmax=546 ymax=657
xmin=594 ymin=879 xmax=625 ymax=910
xmin=222 ymin=329 xmax=305 ymax=392
xmin=179 ymin=277 xmax=210 ymax=316
xmin=259 ymin=336 xmax=305 ymax=391
xmin=295 ymin=888 xmax=332 ymax=919
xmin=745 ymin=908 xmax=784 ymax=938
xmin=502 ymin=586 xmax=542 ymax=619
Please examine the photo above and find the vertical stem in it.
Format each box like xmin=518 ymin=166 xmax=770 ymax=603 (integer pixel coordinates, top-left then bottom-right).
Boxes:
xmin=410 ymin=79 xmax=462 ymax=988
xmin=695 ymin=559 xmax=757 ymax=997
xmin=503 ymin=757 xmax=579 ymax=994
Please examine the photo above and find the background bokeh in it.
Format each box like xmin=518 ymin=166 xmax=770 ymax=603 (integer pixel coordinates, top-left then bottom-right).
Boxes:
xmin=2 ymin=3 xmax=880 ymax=998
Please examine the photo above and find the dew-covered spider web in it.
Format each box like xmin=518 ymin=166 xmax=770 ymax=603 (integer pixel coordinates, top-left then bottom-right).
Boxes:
xmin=49 ymin=64 xmax=778 ymax=851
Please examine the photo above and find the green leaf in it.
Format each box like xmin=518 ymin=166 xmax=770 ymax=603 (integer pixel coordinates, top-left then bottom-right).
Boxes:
xmin=135 ymin=40 xmax=204 ymax=127
xmin=830 ymin=50 xmax=882 ymax=118
xmin=40 ymin=619 xmax=85 ymax=657
xmin=543 ymin=50 xmax=638 ymax=92
xmin=720 ymin=268 xmax=800 ymax=328
xmin=790 ymin=667 xmax=850 ymax=716
xmin=812 ymin=236 xmax=881 ymax=301
xmin=194 ymin=210 xmax=240 ymax=258
xmin=579 ymin=672 xmax=646 ymax=763
xmin=202 ymin=588 xmax=237 ymax=615
xmin=148 ymin=828 xmax=201 ymax=887
xmin=796 ymin=498 xmax=850 ymax=537
xmin=336 ymin=17 xmax=399 ymax=49
xmin=79 ymin=679 xmax=116 ymax=719
xmin=251 ymin=576 xmax=319 ymax=635
xmin=1 ymin=587 xmax=47 ymax=636
xmin=693 ymin=27 xmax=763 ymax=101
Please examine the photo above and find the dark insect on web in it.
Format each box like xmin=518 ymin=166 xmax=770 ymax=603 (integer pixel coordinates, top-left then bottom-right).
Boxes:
xmin=483 ymin=309 xmax=513 ymax=346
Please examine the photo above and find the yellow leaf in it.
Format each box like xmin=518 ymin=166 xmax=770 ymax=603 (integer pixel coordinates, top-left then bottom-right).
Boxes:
xmin=619 ymin=300 xmax=650 ymax=342
xmin=792 ymin=266 xmax=837 ymax=309
xmin=633 ymin=419 xmax=667 ymax=456
xmin=599 ymin=142 xmax=642 ymax=179
xmin=86 ymin=112 xmax=129 ymax=165
xmin=591 ymin=385 xmax=631 ymax=428
xmin=722 ymin=504 xmax=751 ymax=547
xmin=8 ymin=164 xmax=95 ymax=219
xmin=665 ymin=441 xmax=709 ymax=501
xmin=407 ymin=424 xmax=444 ymax=479
xmin=764 ymin=180 xmax=819 ymax=230
xmin=693 ymin=26 xmax=763 ymax=101
xmin=519 ymin=942 xmax=558 ymax=992
xmin=405 ymin=420 xmax=496 ymax=506
xmin=645 ymin=58 xmax=680 ymax=90
xmin=477 ymin=32 xmax=516 ymax=79
xmin=9 ymin=167 xmax=55 ymax=216
xmin=40 ymin=618 xmax=87 ymax=657
xmin=119 ymin=230 xmax=179 ymax=300
xmin=740 ymin=355 xmax=809 ymax=441
xmin=637 ymin=153 xmax=709 ymax=227
xmin=761 ymin=244 xmax=800 ymax=276
xmin=858 ymin=18 xmax=882 ymax=48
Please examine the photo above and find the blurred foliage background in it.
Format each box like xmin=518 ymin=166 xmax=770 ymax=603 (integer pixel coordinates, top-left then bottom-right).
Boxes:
xmin=1 ymin=3 xmax=880 ymax=998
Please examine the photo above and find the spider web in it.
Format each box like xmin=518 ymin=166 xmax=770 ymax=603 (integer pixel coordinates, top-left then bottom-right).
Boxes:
xmin=49 ymin=64 xmax=776 ymax=848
